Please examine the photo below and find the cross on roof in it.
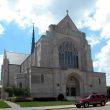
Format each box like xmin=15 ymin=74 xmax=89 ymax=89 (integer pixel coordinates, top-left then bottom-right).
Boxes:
xmin=66 ymin=10 xmax=69 ymax=15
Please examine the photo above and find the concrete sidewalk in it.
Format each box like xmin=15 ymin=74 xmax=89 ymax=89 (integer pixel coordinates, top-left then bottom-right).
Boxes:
xmin=33 ymin=105 xmax=75 ymax=110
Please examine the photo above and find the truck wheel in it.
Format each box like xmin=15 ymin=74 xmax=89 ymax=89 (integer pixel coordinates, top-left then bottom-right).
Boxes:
xmin=101 ymin=101 xmax=105 ymax=106
xmin=76 ymin=104 xmax=81 ymax=108
xmin=83 ymin=102 xmax=89 ymax=108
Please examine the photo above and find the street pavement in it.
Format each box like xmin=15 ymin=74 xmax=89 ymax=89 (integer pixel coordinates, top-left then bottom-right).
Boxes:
xmin=54 ymin=104 xmax=110 ymax=110
xmin=0 ymin=101 xmax=109 ymax=110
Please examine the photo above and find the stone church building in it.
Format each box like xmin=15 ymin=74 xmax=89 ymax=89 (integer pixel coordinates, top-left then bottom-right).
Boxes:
xmin=1 ymin=13 xmax=107 ymax=99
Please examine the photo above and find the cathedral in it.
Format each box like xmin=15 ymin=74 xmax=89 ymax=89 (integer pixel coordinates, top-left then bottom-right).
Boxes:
xmin=1 ymin=13 xmax=107 ymax=99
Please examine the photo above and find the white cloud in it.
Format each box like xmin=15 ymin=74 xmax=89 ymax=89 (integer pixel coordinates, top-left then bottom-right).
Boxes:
xmin=101 ymin=23 xmax=110 ymax=39
xmin=0 ymin=0 xmax=96 ymax=33
xmin=0 ymin=54 xmax=3 ymax=80
xmin=86 ymin=35 xmax=100 ymax=47
xmin=0 ymin=0 xmax=55 ymax=33
xmin=93 ymin=40 xmax=110 ymax=86
xmin=0 ymin=24 xmax=4 ymax=34
xmin=3 ymin=0 xmax=110 ymax=35
xmin=81 ymin=0 xmax=110 ymax=39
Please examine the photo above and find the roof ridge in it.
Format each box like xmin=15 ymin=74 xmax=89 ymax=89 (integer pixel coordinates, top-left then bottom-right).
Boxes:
xmin=5 ymin=51 xmax=29 ymax=65
xmin=57 ymin=14 xmax=78 ymax=31
xmin=6 ymin=51 xmax=29 ymax=55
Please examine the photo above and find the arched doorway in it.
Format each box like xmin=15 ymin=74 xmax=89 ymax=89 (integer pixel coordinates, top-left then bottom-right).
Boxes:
xmin=66 ymin=76 xmax=79 ymax=96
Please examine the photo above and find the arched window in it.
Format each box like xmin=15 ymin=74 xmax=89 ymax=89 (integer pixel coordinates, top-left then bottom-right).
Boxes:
xmin=59 ymin=41 xmax=79 ymax=69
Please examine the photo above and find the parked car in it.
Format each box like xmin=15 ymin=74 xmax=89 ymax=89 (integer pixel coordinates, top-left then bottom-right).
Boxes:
xmin=75 ymin=93 xmax=107 ymax=108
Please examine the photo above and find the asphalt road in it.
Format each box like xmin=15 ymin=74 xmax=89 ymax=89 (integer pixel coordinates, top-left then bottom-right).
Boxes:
xmin=54 ymin=104 xmax=110 ymax=110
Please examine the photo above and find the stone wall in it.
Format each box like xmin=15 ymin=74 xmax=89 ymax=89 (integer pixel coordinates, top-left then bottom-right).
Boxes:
xmin=92 ymin=73 xmax=107 ymax=95
xmin=8 ymin=64 xmax=20 ymax=87
xmin=30 ymin=67 xmax=55 ymax=98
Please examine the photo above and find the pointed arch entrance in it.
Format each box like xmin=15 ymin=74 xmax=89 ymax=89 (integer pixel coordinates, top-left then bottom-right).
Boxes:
xmin=66 ymin=75 xmax=79 ymax=96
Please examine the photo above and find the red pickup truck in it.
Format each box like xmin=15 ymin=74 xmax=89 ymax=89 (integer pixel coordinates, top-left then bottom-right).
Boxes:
xmin=75 ymin=93 xmax=107 ymax=108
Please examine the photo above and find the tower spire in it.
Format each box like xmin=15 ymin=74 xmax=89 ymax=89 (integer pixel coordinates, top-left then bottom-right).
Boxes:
xmin=31 ymin=23 xmax=35 ymax=54
xmin=4 ymin=49 xmax=7 ymax=59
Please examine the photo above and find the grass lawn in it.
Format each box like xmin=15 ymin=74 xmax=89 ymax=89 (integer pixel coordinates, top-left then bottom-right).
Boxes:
xmin=17 ymin=101 xmax=74 ymax=107
xmin=0 ymin=100 xmax=10 ymax=108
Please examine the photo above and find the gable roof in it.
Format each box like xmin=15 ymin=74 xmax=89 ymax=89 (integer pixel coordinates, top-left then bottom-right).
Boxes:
xmin=57 ymin=14 xmax=78 ymax=31
xmin=6 ymin=51 xmax=29 ymax=65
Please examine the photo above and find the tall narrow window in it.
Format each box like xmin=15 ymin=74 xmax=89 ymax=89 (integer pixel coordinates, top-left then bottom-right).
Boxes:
xmin=59 ymin=52 xmax=61 ymax=66
xmin=65 ymin=51 xmax=67 ymax=66
xmin=76 ymin=55 xmax=79 ymax=68
xmin=70 ymin=52 xmax=72 ymax=67
xmin=99 ymin=78 xmax=101 ymax=85
xmin=41 ymin=74 xmax=44 ymax=83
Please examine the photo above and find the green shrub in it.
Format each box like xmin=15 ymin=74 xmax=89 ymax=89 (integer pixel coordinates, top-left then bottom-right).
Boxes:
xmin=5 ymin=87 xmax=13 ymax=97
xmin=5 ymin=87 xmax=31 ymax=97
xmin=5 ymin=87 xmax=32 ymax=102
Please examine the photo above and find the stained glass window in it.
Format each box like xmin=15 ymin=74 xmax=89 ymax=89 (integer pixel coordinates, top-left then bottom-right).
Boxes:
xmin=59 ymin=41 xmax=79 ymax=69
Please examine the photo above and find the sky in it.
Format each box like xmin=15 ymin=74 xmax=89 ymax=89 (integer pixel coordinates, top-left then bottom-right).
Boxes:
xmin=0 ymin=0 xmax=110 ymax=86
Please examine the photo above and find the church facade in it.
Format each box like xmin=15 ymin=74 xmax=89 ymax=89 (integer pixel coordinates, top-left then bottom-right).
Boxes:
xmin=1 ymin=13 xmax=107 ymax=99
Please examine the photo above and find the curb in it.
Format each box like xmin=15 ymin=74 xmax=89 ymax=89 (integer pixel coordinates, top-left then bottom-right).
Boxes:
xmin=43 ymin=107 xmax=75 ymax=110
xmin=33 ymin=105 xmax=76 ymax=110
xmin=41 ymin=108 xmax=74 ymax=110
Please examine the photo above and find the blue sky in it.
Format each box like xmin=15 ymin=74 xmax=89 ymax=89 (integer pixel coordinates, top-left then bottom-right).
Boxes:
xmin=0 ymin=0 xmax=110 ymax=86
